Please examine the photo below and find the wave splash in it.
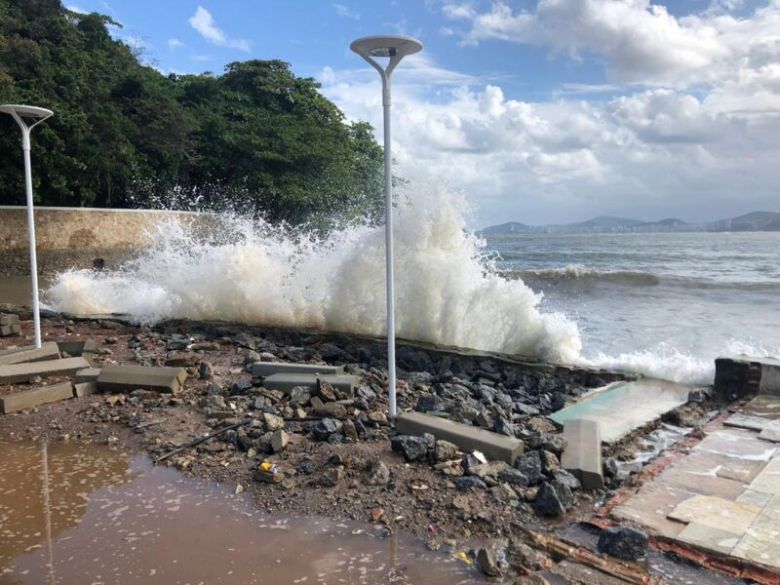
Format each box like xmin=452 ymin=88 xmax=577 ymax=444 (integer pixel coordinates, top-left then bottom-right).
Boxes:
xmin=45 ymin=188 xmax=583 ymax=364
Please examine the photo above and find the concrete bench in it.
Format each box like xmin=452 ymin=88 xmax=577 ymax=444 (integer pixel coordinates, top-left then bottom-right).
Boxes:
xmin=561 ymin=418 xmax=604 ymax=490
xmin=0 ymin=356 xmax=89 ymax=384
xmin=395 ymin=411 xmax=524 ymax=465
xmin=263 ymin=373 xmax=359 ymax=395
xmin=0 ymin=381 xmax=74 ymax=413
xmin=0 ymin=342 xmax=61 ymax=365
xmin=248 ymin=361 xmax=343 ymax=377
xmin=97 ymin=364 xmax=187 ymax=394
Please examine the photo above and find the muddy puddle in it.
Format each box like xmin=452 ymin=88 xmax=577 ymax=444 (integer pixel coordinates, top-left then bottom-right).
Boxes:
xmin=0 ymin=441 xmax=483 ymax=585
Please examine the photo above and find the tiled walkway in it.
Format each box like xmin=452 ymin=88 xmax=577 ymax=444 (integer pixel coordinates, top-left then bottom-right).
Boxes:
xmin=613 ymin=395 xmax=780 ymax=571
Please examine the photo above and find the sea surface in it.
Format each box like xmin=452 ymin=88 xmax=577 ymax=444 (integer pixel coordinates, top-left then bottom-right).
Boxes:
xmin=485 ymin=231 xmax=780 ymax=382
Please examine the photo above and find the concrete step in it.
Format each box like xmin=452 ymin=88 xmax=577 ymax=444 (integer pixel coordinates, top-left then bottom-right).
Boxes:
xmin=97 ymin=364 xmax=188 ymax=394
xmin=248 ymin=361 xmax=343 ymax=377
xmin=561 ymin=418 xmax=604 ymax=491
xmin=263 ymin=373 xmax=359 ymax=395
xmin=395 ymin=411 xmax=524 ymax=465
xmin=0 ymin=381 xmax=74 ymax=414
xmin=0 ymin=356 xmax=90 ymax=384
xmin=0 ymin=342 xmax=61 ymax=366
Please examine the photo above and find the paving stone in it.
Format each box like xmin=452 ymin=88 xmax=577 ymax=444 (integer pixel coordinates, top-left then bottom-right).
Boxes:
xmin=742 ymin=395 xmax=780 ymax=421
xmin=97 ymin=364 xmax=187 ymax=394
xmin=0 ymin=356 xmax=89 ymax=384
xmin=758 ymin=427 xmax=780 ymax=443
xmin=611 ymin=483 xmax=690 ymax=539
xmin=668 ymin=495 xmax=761 ymax=533
xmin=73 ymin=381 xmax=99 ymax=397
xmin=677 ymin=522 xmax=741 ymax=556
xmin=693 ymin=428 xmax=777 ymax=462
xmin=667 ymin=449 xmax=765 ymax=485
xmin=396 ymin=411 xmax=524 ymax=464
xmin=560 ymin=419 xmax=603 ymax=490
xmin=660 ymin=466 xmax=747 ymax=500
xmin=0 ymin=342 xmax=61 ymax=365
xmin=248 ymin=361 xmax=343 ymax=377
xmin=0 ymin=382 xmax=74 ymax=413
xmin=724 ymin=413 xmax=780 ymax=432
xmin=747 ymin=457 xmax=780 ymax=495
xmin=262 ymin=373 xmax=359 ymax=395
xmin=0 ymin=324 xmax=21 ymax=336
xmin=737 ymin=489 xmax=773 ymax=508
xmin=731 ymin=514 xmax=780 ymax=569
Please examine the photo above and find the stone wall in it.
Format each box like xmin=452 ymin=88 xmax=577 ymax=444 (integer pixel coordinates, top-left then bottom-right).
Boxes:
xmin=0 ymin=206 xmax=213 ymax=275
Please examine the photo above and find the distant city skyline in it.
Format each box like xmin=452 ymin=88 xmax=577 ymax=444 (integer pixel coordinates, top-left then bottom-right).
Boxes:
xmin=66 ymin=0 xmax=780 ymax=228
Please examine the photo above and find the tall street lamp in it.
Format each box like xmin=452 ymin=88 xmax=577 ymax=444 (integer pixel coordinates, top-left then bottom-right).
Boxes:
xmin=1 ymin=104 xmax=54 ymax=349
xmin=350 ymin=36 xmax=422 ymax=419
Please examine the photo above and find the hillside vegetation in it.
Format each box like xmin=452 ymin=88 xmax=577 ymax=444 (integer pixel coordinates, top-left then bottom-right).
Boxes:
xmin=0 ymin=0 xmax=383 ymax=224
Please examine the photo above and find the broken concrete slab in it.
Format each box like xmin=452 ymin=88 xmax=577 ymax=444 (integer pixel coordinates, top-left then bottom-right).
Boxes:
xmin=73 ymin=368 xmax=101 ymax=383
xmin=724 ymin=412 xmax=780 ymax=433
xmin=731 ymin=514 xmax=780 ymax=570
xmin=97 ymin=364 xmax=187 ymax=394
xmin=0 ymin=314 xmax=20 ymax=326
xmin=0 ymin=342 xmax=61 ymax=365
xmin=611 ymin=482 xmax=689 ymax=538
xmin=0 ymin=324 xmax=21 ymax=337
xmin=262 ymin=373 xmax=359 ymax=395
xmin=560 ymin=419 xmax=603 ymax=490
xmin=57 ymin=339 xmax=97 ymax=357
xmin=550 ymin=379 xmax=691 ymax=444
xmin=715 ymin=356 xmax=780 ymax=398
xmin=742 ymin=395 xmax=780 ymax=421
xmin=747 ymin=457 xmax=780 ymax=495
xmin=0 ymin=381 xmax=74 ymax=414
xmin=0 ymin=356 xmax=89 ymax=384
xmin=396 ymin=411 xmax=524 ymax=465
xmin=248 ymin=361 xmax=343 ymax=377
xmin=73 ymin=381 xmax=99 ymax=397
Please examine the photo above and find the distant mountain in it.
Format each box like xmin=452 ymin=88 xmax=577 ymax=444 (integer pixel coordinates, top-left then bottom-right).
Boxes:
xmin=479 ymin=221 xmax=530 ymax=235
xmin=569 ymin=216 xmax=645 ymax=229
xmin=479 ymin=211 xmax=780 ymax=234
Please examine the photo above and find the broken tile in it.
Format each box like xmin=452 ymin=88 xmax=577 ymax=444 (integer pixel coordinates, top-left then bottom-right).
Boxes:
xmin=748 ymin=458 xmax=780 ymax=495
xmin=612 ymin=483 xmax=689 ymax=538
xmin=693 ymin=428 xmax=776 ymax=462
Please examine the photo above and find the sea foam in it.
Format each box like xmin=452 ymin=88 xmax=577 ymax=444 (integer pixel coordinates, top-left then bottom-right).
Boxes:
xmin=45 ymin=188 xmax=583 ymax=364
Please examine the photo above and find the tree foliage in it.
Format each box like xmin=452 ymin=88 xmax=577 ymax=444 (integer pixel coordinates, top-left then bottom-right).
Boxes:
xmin=0 ymin=0 xmax=384 ymax=224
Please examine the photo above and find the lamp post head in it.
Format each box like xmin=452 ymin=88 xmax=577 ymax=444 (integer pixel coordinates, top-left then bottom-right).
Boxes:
xmin=0 ymin=104 xmax=54 ymax=133
xmin=350 ymin=36 xmax=422 ymax=105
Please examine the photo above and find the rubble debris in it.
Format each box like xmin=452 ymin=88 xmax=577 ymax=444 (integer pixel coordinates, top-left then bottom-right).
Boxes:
xmin=391 ymin=435 xmax=429 ymax=462
xmin=597 ymin=526 xmax=648 ymax=561
xmin=476 ymin=547 xmax=502 ymax=577
xmin=248 ymin=361 xmax=343 ymax=377
xmin=0 ymin=313 xmax=21 ymax=337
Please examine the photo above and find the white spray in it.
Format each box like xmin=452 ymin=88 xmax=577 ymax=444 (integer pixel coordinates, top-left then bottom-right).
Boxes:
xmin=45 ymin=187 xmax=583 ymax=364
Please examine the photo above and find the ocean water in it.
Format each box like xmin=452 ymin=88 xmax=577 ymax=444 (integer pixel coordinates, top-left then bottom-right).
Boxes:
xmin=44 ymin=187 xmax=780 ymax=385
xmin=487 ymin=231 xmax=780 ymax=383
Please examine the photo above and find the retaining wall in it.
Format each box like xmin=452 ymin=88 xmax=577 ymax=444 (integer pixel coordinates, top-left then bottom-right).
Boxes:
xmin=0 ymin=206 xmax=212 ymax=275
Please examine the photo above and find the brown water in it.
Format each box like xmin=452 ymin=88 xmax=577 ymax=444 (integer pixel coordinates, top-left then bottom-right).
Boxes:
xmin=0 ymin=441 xmax=483 ymax=585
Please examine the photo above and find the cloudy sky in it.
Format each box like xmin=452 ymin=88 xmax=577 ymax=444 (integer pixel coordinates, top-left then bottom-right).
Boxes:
xmin=68 ymin=0 xmax=780 ymax=227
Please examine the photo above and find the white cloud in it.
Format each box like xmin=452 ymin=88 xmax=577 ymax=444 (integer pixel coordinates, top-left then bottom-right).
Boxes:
xmin=66 ymin=4 xmax=87 ymax=14
xmin=188 ymin=6 xmax=251 ymax=52
xmin=332 ymin=3 xmax=360 ymax=19
xmin=321 ymin=35 xmax=780 ymax=225
xmin=168 ymin=38 xmax=184 ymax=49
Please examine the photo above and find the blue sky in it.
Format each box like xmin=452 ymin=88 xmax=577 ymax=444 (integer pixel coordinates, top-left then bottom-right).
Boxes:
xmin=66 ymin=0 xmax=780 ymax=227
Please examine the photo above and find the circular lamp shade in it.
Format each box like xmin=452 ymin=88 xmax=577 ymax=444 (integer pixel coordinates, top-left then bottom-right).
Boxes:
xmin=350 ymin=36 xmax=423 ymax=59
xmin=0 ymin=104 xmax=54 ymax=120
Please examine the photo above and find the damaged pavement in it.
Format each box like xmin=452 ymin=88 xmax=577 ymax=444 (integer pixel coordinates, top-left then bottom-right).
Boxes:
xmin=1 ymin=309 xmax=779 ymax=584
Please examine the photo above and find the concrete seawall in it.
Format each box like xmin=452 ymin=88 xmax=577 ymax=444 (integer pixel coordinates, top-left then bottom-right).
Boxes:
xmin=0 ymin=206 xmax=212 ymax=275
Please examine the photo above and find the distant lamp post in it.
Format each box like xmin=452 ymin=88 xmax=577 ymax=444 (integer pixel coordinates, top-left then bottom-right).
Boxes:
xmin=350 ymin=36 xmax=422 ymax=420
xmin=0 ymin=104 xmax=54 ymax=349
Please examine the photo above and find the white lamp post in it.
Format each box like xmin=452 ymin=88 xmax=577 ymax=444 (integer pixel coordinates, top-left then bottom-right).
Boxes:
xmin=1 ymin=104 xmax=54 ymax=349
xmin=350 ymin=36 xmax=422 ymax=419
